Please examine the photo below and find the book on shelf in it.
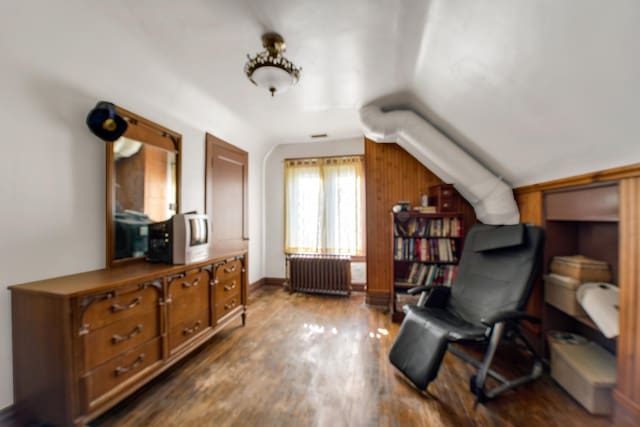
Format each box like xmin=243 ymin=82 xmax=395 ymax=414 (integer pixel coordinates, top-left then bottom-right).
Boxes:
xmin=407 ymin=262 xmax=420 ymax=283
xmin=402 ymin=263 xmax=458 ymax=287
xmin=416 ymin=264 xmax=428 ymax=285
xmin=393 ymin=237 xmax=459 ymax=262
xmin=413 ymin=206 xmax=437 ymax=214
xmin=394 ymin=217 xmax=462 ymax=239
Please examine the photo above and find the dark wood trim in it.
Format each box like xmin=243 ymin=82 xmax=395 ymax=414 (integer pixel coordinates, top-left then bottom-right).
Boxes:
xmin=514 ymin=162 xmax=640 ymax=194
xmin=616 ymin=177 xmax=640 ymax=424
xmin=350 ymin=255 xmax=366 ymax=263
xmin=365 ymin=292 xmax=390 ymax=309
xmin=0 ymin=404 xmax=15 ymax=423
xmin=351 ymin=283 xmax=366 ymax=292
xmin=265 ymin=277 xmax=286 ymax=287
xmin=115 ymin=106 xmax=182 ymax=145
xmin=614 ymin=389 xmax=640 ymax=426
xmin=249 ymin=278 xmax=265 ymax=295
xmin=284 ymin=154 xmax=364 ymax=162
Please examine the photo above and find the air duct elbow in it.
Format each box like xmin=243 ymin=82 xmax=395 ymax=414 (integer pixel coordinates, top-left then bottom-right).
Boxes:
xmin=359 ymin=103 xmax=520 ymax=225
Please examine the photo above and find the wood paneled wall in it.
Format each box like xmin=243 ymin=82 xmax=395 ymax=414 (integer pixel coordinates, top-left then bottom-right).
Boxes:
xmin=514 ymin=190 xmax=544 ymax=336
xmin=615 ymin=177 xmax=640 ymax=425
xmin=364 ymin=138 xmax=476 ymax=306
xmin=514 ymin=163 xmax=640 ymax=426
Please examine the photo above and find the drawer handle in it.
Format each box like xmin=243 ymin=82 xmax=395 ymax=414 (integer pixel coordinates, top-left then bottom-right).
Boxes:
xmin=112 ymin=324 xmax=143 ymax=344
xmin=114 ymin=353 xmax=145 ymax=377
xmin=111 ymin=296 xmax=142 ymax=313
xmin=223 ymin=264 xmax=237 ymax=274
xmin=224 ymin=300 xmax=236 ymax=310
xmin=224 ymin=281 xmax=237 ymax=292
xmin=182 ymin=278 xmax=200 ymax=288
xmin=183 ymin=320 xmax=202 ymax=336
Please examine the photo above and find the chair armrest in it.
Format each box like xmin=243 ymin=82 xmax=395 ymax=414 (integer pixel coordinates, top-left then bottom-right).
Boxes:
xmin=481 ymin=310 xmax=541 ymax=327
xmin=406 ymin=285 xmax=451 ymax=308
xmin=407 ymin=285 xmax=438 ymax=295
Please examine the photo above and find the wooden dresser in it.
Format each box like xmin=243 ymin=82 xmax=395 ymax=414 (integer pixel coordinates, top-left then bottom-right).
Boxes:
xmin=9 ymin=242 xmax=247 ymax=427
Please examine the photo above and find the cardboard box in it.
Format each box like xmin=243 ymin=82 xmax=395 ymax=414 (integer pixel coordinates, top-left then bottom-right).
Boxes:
xmin=544 ymin=274 xmax=587 ymax=317
xmin=550 ymin=255 xmax=611 ymax=282
xmin=550 ymin=337 xmax=616 ymax=415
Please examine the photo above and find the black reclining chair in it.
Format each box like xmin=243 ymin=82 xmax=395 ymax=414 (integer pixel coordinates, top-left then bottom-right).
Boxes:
xmin=389 ymin=223 xmax=544 ymax=403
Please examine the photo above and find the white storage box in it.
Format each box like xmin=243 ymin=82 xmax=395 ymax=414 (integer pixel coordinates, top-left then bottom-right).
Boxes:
xmin=549 ymin=335 xmax=616 ymax=415
xmin=544 ymin=274 xmax=586 ymax=317
xmin=577 ymin=283 xmax=620 ymax=338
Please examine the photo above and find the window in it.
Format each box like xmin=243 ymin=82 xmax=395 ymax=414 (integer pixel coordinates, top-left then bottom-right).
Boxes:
xmin=285 ymin=156 xmax=365 ymax=256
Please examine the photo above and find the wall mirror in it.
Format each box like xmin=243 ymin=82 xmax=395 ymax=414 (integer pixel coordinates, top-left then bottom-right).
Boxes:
xmin=106 ymin=106 xmax=181 ymax=268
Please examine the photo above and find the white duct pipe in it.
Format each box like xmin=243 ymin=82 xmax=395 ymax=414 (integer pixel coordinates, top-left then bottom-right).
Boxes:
xmin=359 ymin=103 xmax=520 ymax=225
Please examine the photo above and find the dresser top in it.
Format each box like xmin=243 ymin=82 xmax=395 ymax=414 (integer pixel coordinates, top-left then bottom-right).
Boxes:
xmin=8 ymin=241 xmax=248 ymax=297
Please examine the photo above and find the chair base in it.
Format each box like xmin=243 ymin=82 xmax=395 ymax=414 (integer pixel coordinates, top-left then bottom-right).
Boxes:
xmin=448 ymin=325 xmax=544 ymax=404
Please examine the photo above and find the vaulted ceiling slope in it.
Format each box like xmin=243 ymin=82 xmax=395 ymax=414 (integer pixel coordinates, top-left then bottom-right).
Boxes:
xmin=3 ymin=0 xmax=638 ymax=187
xmin=408 ymin=0 xmax=640 ymax=187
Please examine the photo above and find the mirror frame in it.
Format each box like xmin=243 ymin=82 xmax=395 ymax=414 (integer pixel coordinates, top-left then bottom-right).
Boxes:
xmin=106 ymin=106 xmax=182 ymax=268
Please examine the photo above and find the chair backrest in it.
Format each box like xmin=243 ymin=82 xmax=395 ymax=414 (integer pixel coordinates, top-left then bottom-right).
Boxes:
xmin=448 ymin=223 xmax=544 ymax=325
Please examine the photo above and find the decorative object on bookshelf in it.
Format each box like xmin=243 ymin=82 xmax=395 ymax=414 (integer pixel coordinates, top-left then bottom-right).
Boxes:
xmin=392 ymin=201 xmax=410 ymax=213
xmin=429 ymin=183 xmax=458 ymax=213
xmin=413 ymin=206 xmax=436 ymax=214
xmin=391 ymin=211 xmax=465 ymax=321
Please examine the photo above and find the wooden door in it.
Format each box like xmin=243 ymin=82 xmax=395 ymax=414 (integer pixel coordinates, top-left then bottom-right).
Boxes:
xmin=205 ymin=133 xmax=248 ymax=242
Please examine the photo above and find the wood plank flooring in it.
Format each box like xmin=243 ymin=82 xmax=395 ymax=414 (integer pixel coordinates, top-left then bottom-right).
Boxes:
xmin=3 ymin=286 xmax=613 ymax=426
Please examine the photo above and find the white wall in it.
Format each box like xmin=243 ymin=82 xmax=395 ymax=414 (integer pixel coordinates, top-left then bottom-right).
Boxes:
xmin=263 ymin=138 xmax=364 ymax=278
xmin=0 ymin=1 xmax=270 ymax=410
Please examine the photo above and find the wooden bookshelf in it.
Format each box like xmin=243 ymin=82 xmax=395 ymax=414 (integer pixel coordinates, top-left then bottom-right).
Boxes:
xmin=390 ymin=211 xmax=465 ymax=322
xmin=541 ymin=182 xmax=619 ymax=355
xmin=515 ymin=164 xmax=640 ymax=423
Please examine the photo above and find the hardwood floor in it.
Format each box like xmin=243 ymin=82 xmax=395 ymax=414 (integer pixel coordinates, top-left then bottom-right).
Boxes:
xmin=4 ymin=286 xmax=613 ymax=426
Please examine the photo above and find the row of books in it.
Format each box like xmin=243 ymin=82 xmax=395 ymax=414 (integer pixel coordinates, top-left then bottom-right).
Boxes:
xmin=394 ymin=217 xmax=463 ymax=238
xmin=394 ymin=237 xmax=458 ymax=262
xmin=405 ymin=263 xmax=458 ymax=287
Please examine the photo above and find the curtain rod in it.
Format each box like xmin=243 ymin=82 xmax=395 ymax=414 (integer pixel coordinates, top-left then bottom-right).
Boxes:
xmin=283 ymin=154 xmax=364 ymax=162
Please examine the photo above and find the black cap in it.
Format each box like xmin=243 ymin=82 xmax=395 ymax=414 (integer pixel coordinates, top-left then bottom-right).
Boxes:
xmin=86 ymin=101 xmax=128 ymax=142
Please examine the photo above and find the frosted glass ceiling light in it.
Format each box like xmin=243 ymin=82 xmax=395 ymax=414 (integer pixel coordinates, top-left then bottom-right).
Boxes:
xmin=245 ymin=32 xmax=301 ymax=97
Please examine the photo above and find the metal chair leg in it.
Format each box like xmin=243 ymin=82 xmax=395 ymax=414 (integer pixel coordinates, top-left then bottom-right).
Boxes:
xmin=470 ymin=322 xmax=505 ymax=402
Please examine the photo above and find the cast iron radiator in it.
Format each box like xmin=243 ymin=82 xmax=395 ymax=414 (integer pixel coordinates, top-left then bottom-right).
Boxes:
xmin=287 ymin=254 xmax=351 ymax=296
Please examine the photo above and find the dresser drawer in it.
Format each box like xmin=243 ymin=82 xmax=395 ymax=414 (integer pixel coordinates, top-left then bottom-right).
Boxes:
xmin=169 ymin=310 xmax=210 ymax=353
xmin=81 ymin=284 xmax=161 ymax=332
xmin=215 ymin=294 xmax=242 ymax=321
xmin=83 ymin=337 xmax=162 ymax=407
xmin=215 ymin=260 xmax=242 ymax=283
xmin=168 ymin=270 xmax=210 ymax=326
xmin=214 ymin=277 xmax=241 ymax=302
xmin=83 ymin=309 xmax=160 ymax=371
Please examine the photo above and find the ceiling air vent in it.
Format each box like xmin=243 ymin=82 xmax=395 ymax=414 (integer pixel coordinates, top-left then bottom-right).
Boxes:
xmin=310 ymin=133 xmax=328 ymax=139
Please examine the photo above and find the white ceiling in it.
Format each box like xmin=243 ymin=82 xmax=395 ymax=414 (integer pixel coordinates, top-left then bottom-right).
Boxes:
xmin=6 ymin=0 xmax=640 ymax=186
xmin=99 ymin=0 xmax=430 ymax=144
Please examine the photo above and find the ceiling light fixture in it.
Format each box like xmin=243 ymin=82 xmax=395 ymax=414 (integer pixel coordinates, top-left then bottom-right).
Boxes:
xmin=245 ymin=32 xmax=301 ymax=97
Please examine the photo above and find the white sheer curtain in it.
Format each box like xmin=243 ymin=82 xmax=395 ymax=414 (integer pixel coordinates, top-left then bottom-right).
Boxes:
xmin=285 ymin=156 xmax=364 ymax=255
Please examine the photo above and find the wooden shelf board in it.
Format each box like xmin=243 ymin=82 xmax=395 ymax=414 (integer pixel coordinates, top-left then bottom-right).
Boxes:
xmin=574 ymin=314 xmax=599 ymax=331
xmin=393 ymin=260 xmax=458 ymax=264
